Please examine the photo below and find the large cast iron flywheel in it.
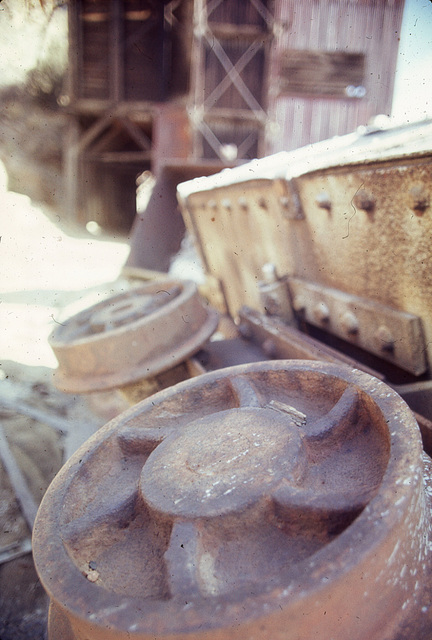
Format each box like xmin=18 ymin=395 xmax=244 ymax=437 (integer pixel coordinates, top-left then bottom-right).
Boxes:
xmin=33 ymin=361 xmax=432 ymax=640
xmin=49 ymin=280 xmax=218 ymax=393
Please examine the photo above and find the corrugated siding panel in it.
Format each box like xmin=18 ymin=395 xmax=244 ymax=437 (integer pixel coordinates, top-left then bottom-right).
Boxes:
xmin=268 ymin=0 xmax=404 ymax=153
xmin=273 ymin=98 xmax=371 ymax=152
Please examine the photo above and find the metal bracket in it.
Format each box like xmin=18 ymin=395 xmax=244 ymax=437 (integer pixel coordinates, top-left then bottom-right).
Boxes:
xmin=288 ymin=278 xmax=427 ymax=376
xmin=237 ymin=306 xmax=383 ymax=379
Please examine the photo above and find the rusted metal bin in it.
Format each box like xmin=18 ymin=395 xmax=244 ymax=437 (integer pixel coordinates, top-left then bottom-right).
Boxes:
xmin=33 ymin=361 xmax=432 ymax=639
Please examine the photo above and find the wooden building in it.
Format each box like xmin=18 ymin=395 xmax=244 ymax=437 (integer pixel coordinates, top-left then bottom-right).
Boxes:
xmin=64 ymin=0 xmax=404 ymax=265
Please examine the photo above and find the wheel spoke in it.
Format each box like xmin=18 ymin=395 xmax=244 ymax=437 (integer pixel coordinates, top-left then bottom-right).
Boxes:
xmin=62 ymin=485 xmax=138 ymax=547
xmin=229 ymin=375 xmax=262 ymax=408
xmin=303 ymin=386 xmax=362 ymax=456
xmin=117 ymin=425 xmax=175 ymax=455
xmin=271 ymin=478 xmax=374 ymax=537
xmin=165 ymin=520 xmax=202 ymax=599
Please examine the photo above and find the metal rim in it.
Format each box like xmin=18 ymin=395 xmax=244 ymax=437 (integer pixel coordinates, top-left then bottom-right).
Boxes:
xmin=49 ymin=280 xmax=219 ymax=393
xmin=33 ymin=361 xmax=431 ymax=639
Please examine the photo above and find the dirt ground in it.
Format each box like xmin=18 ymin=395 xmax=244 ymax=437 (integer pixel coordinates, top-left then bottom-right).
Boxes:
xmin=0 ymin=161 xmax=132 ymax=639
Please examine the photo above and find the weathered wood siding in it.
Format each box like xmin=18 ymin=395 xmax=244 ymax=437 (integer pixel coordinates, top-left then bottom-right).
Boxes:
xmin=191 ymin=0 xmax=272 ymax=161
xmin=267 ymin=0 xmax=404 ymax=152
xmin=64 ymin=0 xmax=404 ymax=232
xmin=69 ymin=0 xmax=167 ymax=107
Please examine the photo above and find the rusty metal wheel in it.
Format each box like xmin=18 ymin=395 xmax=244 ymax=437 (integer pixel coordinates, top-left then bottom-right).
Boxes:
xmin=49 ymin=280 xmax=218 ymax=393
xmin=33 ymin=361 xmax=432 ymax=640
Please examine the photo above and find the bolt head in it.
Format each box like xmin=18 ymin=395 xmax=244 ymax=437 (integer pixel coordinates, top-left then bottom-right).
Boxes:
xmin=238 ymin=322 xmax=253 ymax=340
xmin=314 ymin=302 xmax=330 ymax=324
xmin=341 ymin=311 xmax=359 ymax=335
xmin=315 ymin=191 xmax=332 ymax=210
xmin=293 ymin=295 xmax=306 ymax=313
xmin=353 ymin=189 xmax=375 ymax=213
xmin=262 ymin=338 xmax=277 ymax=358
xmin=409 ymin=185 xmax=429 ymax=214
xmin=375 ymin=325 xmax=394 ymax=352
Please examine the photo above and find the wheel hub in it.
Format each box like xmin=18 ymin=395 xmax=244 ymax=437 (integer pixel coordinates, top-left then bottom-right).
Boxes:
xmin=141 ymin=407 xmax=305 ymax=518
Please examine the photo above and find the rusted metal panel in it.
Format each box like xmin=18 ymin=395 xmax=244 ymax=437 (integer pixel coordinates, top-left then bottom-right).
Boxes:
xmin=33 ymin=361 xmax=432 ymax=639
xmin=258 ymin=264 xmax=295 ymax=323
xmin=294 ymin=156 xmax=432 ymax=369
xmin=178 ymin=120 xmax=432 ymax=375
xmin=179 ymin=177 xmax=297 ymax=316
xmin=152 ymin=105 xmax=193 ymax=173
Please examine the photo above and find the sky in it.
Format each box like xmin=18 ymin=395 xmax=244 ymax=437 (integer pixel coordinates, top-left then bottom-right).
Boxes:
xmin=392 ymin=0 xmax=432 ymax=122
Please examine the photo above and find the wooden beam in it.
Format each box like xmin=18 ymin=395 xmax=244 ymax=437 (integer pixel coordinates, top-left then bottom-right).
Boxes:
xmin=64 ymin=121 xmax=81 ymax=224
xmin=88 ymin=122 xmax=124 ymax=154
xmin=119 ymin=116 xmax=152 ymax=150
xmin=86 ymin=151 xmax=152 ymax=163
xmin=76 ymin=111 xmax=117 ymax=154
xmin=111 ymin=0 xmax=123 ymax=102
xmin=0 ymin=424 xmax=39 ymax=531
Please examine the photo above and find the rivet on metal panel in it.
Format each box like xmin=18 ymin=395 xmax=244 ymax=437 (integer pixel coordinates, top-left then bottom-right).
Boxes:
xmin=375 ymin=325 xmax=395 ymax=352
xmin=262 ymin=263 xmax=278 ymax=284
xmin=409 ymin=185 xmax=429 ymax=214
xmin=315 ymin=191 xmax=332 ymax=210
xmin=238 ymin=322 xmax=253 ymax=339
xmin=258 ymin=197 xmax=268 ymax=209
xmin=341 ymin=311 xmax=359 ymax=335
xmin=314 ymin=302 xmax=330 ymax=323
xmin=293 ymin=295 xmax=306 ymax=313
xmin=353 ymin=189 xmax=375 ymax=213
xmin=208 ymin=199 xmax=217 ymax=209
xmin=262 ymin=338 xmax=277 ymax=357
xmin=221 ymin=198 xmax=232 ymax=210
xmin=238 ymin=196 xmax=248 ymax=209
